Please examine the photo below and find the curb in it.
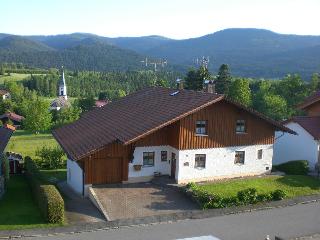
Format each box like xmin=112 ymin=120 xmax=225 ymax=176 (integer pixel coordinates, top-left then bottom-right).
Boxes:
xmin=1 ymin=194 xmax=320 ymax=239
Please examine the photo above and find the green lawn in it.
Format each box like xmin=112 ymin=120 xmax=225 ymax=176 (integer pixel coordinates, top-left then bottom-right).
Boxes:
xmin=0 ymin=175 xmax=58 ymax=230
xmin=39 ymin=169 xmax=67 ymax=183
xmin=0 ymin=73 xmax=31 ymax=85
xmin=6 ymin=130 xmax=58 ymax=159
xmin=198 ymin=175 xmax=320 ymax=198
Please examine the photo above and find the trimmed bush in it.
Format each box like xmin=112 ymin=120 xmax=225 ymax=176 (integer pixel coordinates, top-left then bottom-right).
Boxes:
xmin=271 ymin=189 xmax=286 ymax=200
xmin=25 ymin=156 xmax=64 ymax=224
xmin=185 ymin=183 xmax=286 ymax=209
xmin=274 ymin=160 xmax=309 ymax=175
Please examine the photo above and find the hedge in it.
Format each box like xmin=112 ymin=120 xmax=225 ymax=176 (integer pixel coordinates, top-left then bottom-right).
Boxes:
xmin=25 ymin=156 xmax=65 ymax=224
xmin=273 ymin=160 xmax=309 ymax=175
xmin=185 ymin=183 xmax=286 ymax=209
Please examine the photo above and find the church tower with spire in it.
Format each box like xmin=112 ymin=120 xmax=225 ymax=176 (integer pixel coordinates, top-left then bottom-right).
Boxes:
xmin=58 ymin=66 xmax=67 ymax=100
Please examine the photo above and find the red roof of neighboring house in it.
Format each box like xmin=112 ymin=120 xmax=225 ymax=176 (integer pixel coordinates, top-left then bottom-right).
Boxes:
xmin=95 ymin=100 xmax=109 ymax=108
xmin=297 ymin=90 xmax=320 ymax=110
xmin=4 ymin=124 xmax=16 ymax=131
xmin=284 ymin=116 xmax=320 ymax=140
xmin=53 ymin=87 xmax=295 ymax=160
xmin=0 ymin=112 xmax=25 ymax=123
xmin=0 ymin=127 xmax=13 ymax=152
xmin=0 ymin=89 xmax=9 ymax=96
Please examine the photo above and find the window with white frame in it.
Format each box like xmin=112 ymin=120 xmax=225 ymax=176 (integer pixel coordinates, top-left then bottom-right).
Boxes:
xmin=195 ymin=154 xmax=206 ymax=168
xmin=143 ymin=152 xmax=155 ymax=167
xmin=196 ymin=120 xmax=207 ymax=135
xmin=236 ymin=120 xmax=246 ymax=133
xmin=235 ymin=151 xmax=245 ymax=164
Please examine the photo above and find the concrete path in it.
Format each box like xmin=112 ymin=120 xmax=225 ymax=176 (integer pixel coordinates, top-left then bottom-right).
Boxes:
xmin=57 ymin=182 xmax=105 ymax=224
xmin=93 ymin=182 xmax=198 ymax=220
xmin=26 ymin=201 xmax=320 ymax=240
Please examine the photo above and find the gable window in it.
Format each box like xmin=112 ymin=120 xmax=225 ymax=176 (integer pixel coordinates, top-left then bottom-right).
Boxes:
xmin=161 ymin=151 xmax=168 ymax=161
xmin=196 ymin=120 xmax=207 ymax=135
xmin=236 ymin=120 xmax=246 ymax=133
xmin=195 ymin=154 xmax=206 ymax=168
xmin=143 ymin=152 xmax=155 ymax=167
xmin=257 ymin=149 xmax=263 ymax=159
xmin=235 ymin=151 xmax=245 ymax=164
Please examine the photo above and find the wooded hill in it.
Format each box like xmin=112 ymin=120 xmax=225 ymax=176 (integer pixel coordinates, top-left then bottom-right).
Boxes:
xmin=1 ymin=28 xmax=320 ymax=78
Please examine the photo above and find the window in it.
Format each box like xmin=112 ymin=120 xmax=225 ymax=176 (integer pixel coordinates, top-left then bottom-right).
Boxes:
xmin=236 ymin=120 xmax=246 ymax=133
xmin=257 ymin=149 xmax=263 ymax=159
xmin=235 ymin=151 xmax=245 ymax=164
xmin=161 ymin=151 xmax=168 ymax=161
xmin=143 ymin=152 xmax=155 ymax=167
xmin=195 ymin=154 xmax=206 ymax=168
xmin=196 ymin=120 xmax=207 ymax=135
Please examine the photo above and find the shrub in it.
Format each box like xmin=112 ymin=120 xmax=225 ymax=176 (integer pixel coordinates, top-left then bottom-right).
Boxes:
xmin=237 ymin=188 xmax=258 ymax=204
xmin=274 ymin=160 xmax=309 ymax=175
xmin=36 ymin=146 xmax=65 ymax=169
xmin=256 ymin=193 xmax=273 ymax=202
xmin=25 ymin=156 xmax=64 ymax=224
xmin=271 ymin=189 xmax=286 ymax=200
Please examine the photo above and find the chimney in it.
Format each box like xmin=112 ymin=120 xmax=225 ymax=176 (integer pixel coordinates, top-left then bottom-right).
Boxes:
xmin=176 ymin=78 xmax=184 ymax=90
xmin=204 ymin=80 xmax=216 ymax=94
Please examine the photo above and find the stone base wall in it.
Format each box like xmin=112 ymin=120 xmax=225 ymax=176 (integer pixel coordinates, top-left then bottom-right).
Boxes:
xmin=0 ymin=176 xmax=5 ymax=199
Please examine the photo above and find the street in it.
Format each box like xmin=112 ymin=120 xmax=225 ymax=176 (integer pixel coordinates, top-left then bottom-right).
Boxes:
xmin=26 ymin=201 xmax=320 ymax=240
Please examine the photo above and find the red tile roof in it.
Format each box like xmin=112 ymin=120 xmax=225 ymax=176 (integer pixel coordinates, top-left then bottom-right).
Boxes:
xmin=0 ymin=89 xmax=9 ymax=96
xmin=0 ymin=112 xmax=25 ymax=122
xmin=297 ymin=90 xmax=320 ymax=110
xmin=53 ymin=87 xmax=295 ymax=160
xmin=286 ymin=116 xmax=320 ymax=140
xmin=95 ymin=100 xmax=109 ymax=108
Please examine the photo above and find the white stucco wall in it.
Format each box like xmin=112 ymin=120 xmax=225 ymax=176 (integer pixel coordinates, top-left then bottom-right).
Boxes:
xmin=176 ymin=144 xmax=273 ymax=184
xmin=67 ymin=159 xmax=83 ymax=195
xmin=128 ymin=144 xmax=273 ymax=184
xmin=128 ymin=146 xmax=178 ymax=181
xmin=273 ymin=122 xmax=319 ymax=170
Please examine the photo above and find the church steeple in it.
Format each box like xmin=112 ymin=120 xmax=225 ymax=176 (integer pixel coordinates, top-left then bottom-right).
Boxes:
xmin=58 ymin=66 xmax=67 ymax=100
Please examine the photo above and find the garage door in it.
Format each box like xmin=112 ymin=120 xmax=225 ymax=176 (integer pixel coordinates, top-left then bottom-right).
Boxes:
xmin=91 ymin=156 xmax=123 ymax=184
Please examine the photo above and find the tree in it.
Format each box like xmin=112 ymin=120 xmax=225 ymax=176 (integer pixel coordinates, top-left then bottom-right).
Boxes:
xmin=262 ymin=94 xmax=288 ymax=121
xmin=52 ymin=106 xmax=82 ymax=128
xmin=23 ymin=98 xmax=52 ymax=133
xmin=227 ymin=78 xmax=252 ymax=106
xmin=75 ymin=96 xmax=96 ymax=112
xmin=216 ymin=64 xmax=232 ymax=94
xmin=185 ymin=66 xmax=211 ymax=91
xmin=36 ymin=146 xmax=65 ymax=169
xmin=310 ymin=73 xmax=320 ymax=92
xmin=0 ymin=66 xmax=5 ymax=75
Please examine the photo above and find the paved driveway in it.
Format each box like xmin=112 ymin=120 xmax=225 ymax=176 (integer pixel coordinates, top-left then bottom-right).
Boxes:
xmin=93 ymin=182 xmax=199 ymax=220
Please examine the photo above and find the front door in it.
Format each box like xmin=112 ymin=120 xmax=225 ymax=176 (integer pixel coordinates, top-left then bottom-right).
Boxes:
xmin=171 ymin=153 xmax=176 ymax=179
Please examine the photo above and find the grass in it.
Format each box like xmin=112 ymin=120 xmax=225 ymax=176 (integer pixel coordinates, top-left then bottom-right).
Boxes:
xmin=198 ymin=175 xmax=320 ymax=199
xmin=0 ymin=73 xmax=31 ymax=85
xmin=0 ymin=175 xmax=59 ymax=230
xmin=6 ymin=130 xmax=58 ymax=159
xmin=39 ymin=169 xmax=67 ymax=183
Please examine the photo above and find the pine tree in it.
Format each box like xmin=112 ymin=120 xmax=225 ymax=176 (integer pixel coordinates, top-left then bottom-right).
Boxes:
xmin=216 ymin=64 xmax=232 ymax=94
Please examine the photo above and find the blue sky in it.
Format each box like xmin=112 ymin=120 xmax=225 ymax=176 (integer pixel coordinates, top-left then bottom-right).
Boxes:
xmin=2 ymin=0 xmax=320 ymax=39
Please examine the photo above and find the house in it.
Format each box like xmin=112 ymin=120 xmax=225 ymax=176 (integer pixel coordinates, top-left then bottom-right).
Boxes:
xmin=0 ymin=112 xmax=25 ymax=127
xmin=50 ymin=67 xmax=70 ymax=111
xmin=0 ymin=89 xmax=11 ymax=100
xmin=53 ymin=86 xmax=294 ymax=195
xmin=274 ymin=90 xmax=320 ymax=170
xmin=0 ymin=127 xmax=13 ymax=198
xmin=94 ymin=100 xmax=109 ymax=108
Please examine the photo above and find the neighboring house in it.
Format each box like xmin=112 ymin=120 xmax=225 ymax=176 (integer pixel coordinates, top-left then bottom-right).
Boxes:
xmin=0 ymin=126 xmax=13 ymax=198
xmin=50 ymin=67 xmax=70 ymax=111
xmin=0 ymin=89 xmax=11 ymax=100
xmin=0 ymin=112 xmax=25 ymax=127
xmin=53 ymin=87 xmax=294 ymax=195
xmin=6 ymin=152 xmax=23 ymax=174
xmin=274 ymin=90 xmax=320 ymax=170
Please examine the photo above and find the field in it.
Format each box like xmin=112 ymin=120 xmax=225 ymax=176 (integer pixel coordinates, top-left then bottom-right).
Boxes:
xmin=0 ymin=175 xmax=59 ymax=230
xmin=6 ymin=130 xmax=58 ymax=159
xmin=0 ymin=73 xmax=32 ymax=85
xmin=198 ymin=175 xmax=320 ymax=198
